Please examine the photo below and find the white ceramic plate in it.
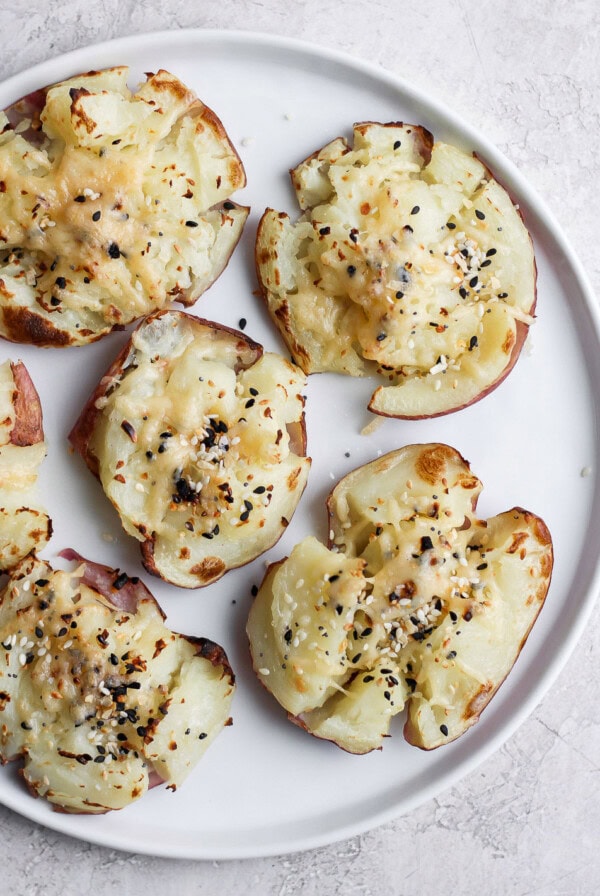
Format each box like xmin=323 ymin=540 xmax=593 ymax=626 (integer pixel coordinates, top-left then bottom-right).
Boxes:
xmin=0 ymin=29 xmax=598 ymax=860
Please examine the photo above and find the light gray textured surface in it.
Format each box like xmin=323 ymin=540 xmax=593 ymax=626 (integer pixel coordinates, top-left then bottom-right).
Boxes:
xmin=0 ymin=1 xmax=599 ymax=893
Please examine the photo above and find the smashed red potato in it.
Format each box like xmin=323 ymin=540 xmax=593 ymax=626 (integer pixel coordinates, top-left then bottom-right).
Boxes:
xmin=0 ymin=66 xmax=248 ymax=346
xmin=247 ymin=444 xmax=553 ymax=753
xmin=70 ymin=310 xmax=311 ymax=588
xmin=256 ymin=122 xmax=536 ymax=418
xmin=0 ymin=551 xmax=235 ymax=813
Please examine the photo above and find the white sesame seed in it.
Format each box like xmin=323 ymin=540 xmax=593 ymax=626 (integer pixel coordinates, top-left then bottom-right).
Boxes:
xmin=259 ymin=667 xmax=270 ymax=675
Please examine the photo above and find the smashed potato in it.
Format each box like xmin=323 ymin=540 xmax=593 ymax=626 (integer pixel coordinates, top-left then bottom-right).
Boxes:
xmin=247 ymin=444 xmax=553 ymax=753
xmin=256 ymin=123 xmax=536 ymax=418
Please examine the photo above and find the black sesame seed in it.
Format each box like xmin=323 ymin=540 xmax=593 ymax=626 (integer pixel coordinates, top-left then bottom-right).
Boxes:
xmin=347 ymin=265 xmax=357 ymax=277
xmin=34 ymin=626 xmax=43 ymax=639
xmin=319 ymin=226 xmax=331 ymax=235
xmin=251 ymin=585 xmax=258 ymax=597
xmin=440 ymin=724 xmax=449 ymax=736
xmin=107 ymin=242 xmax=121 ymax=259
xmin=253 ymin=485 xmax=266 ymax=494
xmin=405 ymin=677 xmax=417 ymax=693
xmin=498 ymin=292 xmax=508 ymax=299
xmin=469 ymin=276 xmax=479 ymax=288
xmin=223 ymin=201 xmax=235 ymax=210
xmin=410 ymin=205 xmax=420 ymax=215
xmin=475 ymin=209 xmax=485 ymax=220
xmin=393 ymin=140 xmax=401 ymax=150
xmin=469 ymin=335 xmax=479 ymax=351
xmin=92 ymin=210 xmax=101 ymax=222
xmin=185 ymin=220 xmax=198 ymax=227
xmin=420 ymin=535 xmax=434 ymax=552
xmin=459 ymin=287 xmax=468 ymax=299
xmin=55 ymin=276 xmax=67 ymax=289
xmin=238 ymin=317 xmax=247 ymax=330
xmin=395 ymin=291 xmax=404 ymax=299
xmin=198 ymin=732 xmax=207 ymax=740
xmin=50 ymin=296 xmax=61 ymax=306
xmin=480 ymin=258 xmax=492 ymax=267
xmin=245 ymin=398 xmax=255 ymax=409
xmin=363 ymin=674 xmax=375 ymax=683
xmin=349 ymin=229 xmax=359 ymax=243
xmin=486 ymin=248 xmax=497 ymax=257
xmin=446 ymin=221 xmax=456 ymax=230
xmin=112 ymin=573 xmax=129 ymax=590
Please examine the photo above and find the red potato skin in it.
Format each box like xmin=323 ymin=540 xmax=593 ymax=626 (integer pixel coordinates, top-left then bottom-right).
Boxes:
xmin=3 ymin=88 xmax=47 ymax=147
xmin=9 ymin=360 xmax=44 ymax=445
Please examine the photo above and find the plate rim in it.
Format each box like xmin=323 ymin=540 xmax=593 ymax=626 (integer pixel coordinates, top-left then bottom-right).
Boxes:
xmin=0 ymin=26 xmax=598 ymax=860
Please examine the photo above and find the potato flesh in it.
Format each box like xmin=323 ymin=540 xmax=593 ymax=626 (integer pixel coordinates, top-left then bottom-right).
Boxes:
xmin=87 ymin=312 xmax=310 ymax=588
xmin=0 ymin=68 xmax=247 ymax=345
xmin=247 ymin=444 xmax=553 ymax=753
xmin=0 ymin=360 xmax=50 ymax=569
xmin=257 ymin=123 xmax=536 ymax=417
xmin=0 ymin=555 xmax=234 ymax=812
